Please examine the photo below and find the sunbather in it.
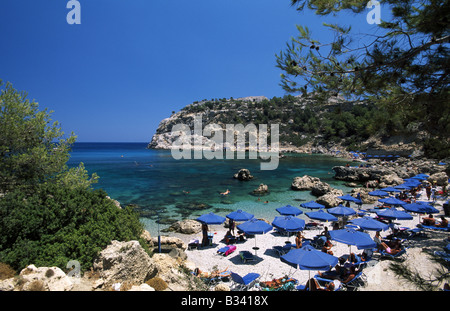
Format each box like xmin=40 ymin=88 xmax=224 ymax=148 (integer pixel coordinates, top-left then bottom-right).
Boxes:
xmin=435 ymin=216 xmax=448 ymax=228
xmin=303 ymin=278 xmax=336 ymax=291
xmin=295 ymin=231 xmax=303 ymax=249
xmin=223 ymin=230 xmax=235 ymax=244
xmin=321 ymin=238 xmax=334 ymax=255
xmin=422 ymin=214 xmax=436 ymax=226
xmin=340 ymin=266 xmax=358 ymax=284
xmin=380 ymin=241 xmax=402 ymax=255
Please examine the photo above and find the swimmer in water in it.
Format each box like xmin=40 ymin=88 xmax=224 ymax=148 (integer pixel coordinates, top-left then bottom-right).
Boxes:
xmin=220 ymin=189 xmax=230 ymax=196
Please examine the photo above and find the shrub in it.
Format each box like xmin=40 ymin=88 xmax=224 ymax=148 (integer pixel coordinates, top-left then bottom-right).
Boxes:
xmin=0 ymin=183 xmax=144 ymax=272
xmin=0 ymin=263 xmax=16 ymax=280
xmin=146 ymin=277 xmax=168 ymax=291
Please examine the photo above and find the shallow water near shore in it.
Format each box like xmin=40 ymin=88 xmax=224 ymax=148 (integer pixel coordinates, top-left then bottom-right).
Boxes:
xmin=68 ymin=142 xmax=353 ymax=235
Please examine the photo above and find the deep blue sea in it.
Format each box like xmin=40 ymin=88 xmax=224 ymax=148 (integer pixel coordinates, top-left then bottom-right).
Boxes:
xmin=68 ymin=142 xmax=352 ymax=235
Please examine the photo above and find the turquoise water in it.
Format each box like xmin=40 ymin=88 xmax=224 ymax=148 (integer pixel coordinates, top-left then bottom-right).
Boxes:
xmin=68 ymin=143 xmax=352 ymax=235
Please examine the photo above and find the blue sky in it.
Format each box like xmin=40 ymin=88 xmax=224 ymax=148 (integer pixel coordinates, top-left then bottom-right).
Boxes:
xmin=0 ymin=1 xmax=383 ymax=142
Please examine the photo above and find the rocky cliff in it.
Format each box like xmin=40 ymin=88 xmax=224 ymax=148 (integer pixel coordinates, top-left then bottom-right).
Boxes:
xmin=148 ymin=94 xmax=360 ymax=152
xmin=147 ymin=94 xmax=438 ymax=157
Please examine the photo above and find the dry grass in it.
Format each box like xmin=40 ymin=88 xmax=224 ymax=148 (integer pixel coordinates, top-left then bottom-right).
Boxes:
xmin=146 ymin=277 xmax=168 ymax=291
xmin=0 ymin=263 xmax=16 ymax=280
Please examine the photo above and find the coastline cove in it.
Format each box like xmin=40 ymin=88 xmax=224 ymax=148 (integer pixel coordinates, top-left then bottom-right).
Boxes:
xmin=67 ymin=142 xmax=351 ymax=236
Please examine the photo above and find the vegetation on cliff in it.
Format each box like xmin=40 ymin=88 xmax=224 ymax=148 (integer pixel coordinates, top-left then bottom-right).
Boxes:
xmin=155 ymin=91 xmax=446 ymax=157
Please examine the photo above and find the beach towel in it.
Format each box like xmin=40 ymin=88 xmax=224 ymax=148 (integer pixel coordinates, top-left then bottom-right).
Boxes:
xmin=217 ymin=245 xmax=236 ymax=256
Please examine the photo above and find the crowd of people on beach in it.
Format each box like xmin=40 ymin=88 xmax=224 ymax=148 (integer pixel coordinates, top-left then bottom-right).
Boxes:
xmin=188 ymin=172 xmax=449 ymax=291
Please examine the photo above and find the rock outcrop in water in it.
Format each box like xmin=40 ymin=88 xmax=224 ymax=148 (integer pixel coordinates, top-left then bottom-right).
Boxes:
xmin=233 ymin=168 xmax=254 ymax=181
xmin=291 ymin=175 xmax=343 ymax=208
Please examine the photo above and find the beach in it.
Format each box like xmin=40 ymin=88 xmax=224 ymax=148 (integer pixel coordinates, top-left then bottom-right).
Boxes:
xmin=173 ymin=187 xmax=449 ymax=291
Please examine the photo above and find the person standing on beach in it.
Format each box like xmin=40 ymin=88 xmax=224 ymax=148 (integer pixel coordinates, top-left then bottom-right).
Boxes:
xmin=426 ymin=185 xmax=432 ymax=200
xmin=229 ymin=218 xmax=235 ymax=235
xmin=201 ymin=223 xmax=209 ymax=246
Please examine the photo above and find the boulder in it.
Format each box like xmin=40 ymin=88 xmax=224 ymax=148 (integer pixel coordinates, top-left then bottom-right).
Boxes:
xmin=233 ymin=169 xmax=253 ymax=181
xmin=92 ymin=240 xmax=156 ymax=288
xmin=167 ymin=219 xmax=202 ymax=234
xmin=0 ymin=278 xmax=16 ymax=291
xmin=311 ymin=181 xmax=333 ymax=196
xmin=150 ymin=254 xmax=198 ymax=290
xmin=316 ymin=189 xmax=344 ymax=208
xmin=379 ymin=173 xmax=403 ymax=186
xmin=253 ymin=184 xmax=269 ymax=195
xmin=427 ymin=172 xmax=449 ymax=186
xmin=291 ymin=175 xmax=321 ymax=191
xmin=350 ymin=188 xmax=377 ymax=204
xmin=332 ymin=166 xmax=392 ymax=182
xmin=19 ymin=265 xmax=74 ymax=291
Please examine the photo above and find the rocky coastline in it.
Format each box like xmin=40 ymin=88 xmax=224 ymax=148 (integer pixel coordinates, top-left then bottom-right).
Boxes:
xmin=1 ymin=153 xmax=448 ymax=292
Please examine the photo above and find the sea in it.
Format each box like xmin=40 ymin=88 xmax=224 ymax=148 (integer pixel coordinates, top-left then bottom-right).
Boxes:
xmin=67 ymin=142 xmax=353 ymax=236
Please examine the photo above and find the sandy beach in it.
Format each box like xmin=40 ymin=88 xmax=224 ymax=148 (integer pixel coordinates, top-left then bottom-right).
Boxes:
xmin=174 ymin=187 xmax=449 ymax=291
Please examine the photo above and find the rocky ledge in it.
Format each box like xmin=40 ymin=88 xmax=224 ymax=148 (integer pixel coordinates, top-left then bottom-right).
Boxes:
xmin=0 ymin=232 xmax=204 ymax=292
xmin=332 ymin=157 xmax=448 ymax=187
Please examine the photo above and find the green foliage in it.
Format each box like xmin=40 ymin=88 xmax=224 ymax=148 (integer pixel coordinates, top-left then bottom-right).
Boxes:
xmin=0 ymin=81 xmax=144 ymax=272
xmin=278 ymin=0 xmax=450 ymax=158
xmin=0 ymin=183 xmax=144 ymax=271
xmin=0 ymin=81 xmax=98 ymax=193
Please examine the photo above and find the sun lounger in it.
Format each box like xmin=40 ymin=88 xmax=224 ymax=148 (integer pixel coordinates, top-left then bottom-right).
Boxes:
xmin=434 ymin=251 xmax=450 ymax=262
xmin=239 ymin=250 xmax=256 ymax=263
xmin=419 ymin=224 xmax=450 ymax=232
xmin=311 ymin=235 xmax=327 ymax=249
xmin=272 ymin=243 xmax=295 ymax=257
xmin=296 ymin=277 xmax=342 ymax=291
xmin=217 ymin=245 xmax=236 ymax=256
xmin=260 ymin=277 xmax=297 ymax=291
xmin=433 ymin=243 xmax=450 ymax=263
xmin=380 ymin=248 xmax=407 ymax=261
xmin=187 ymin=238 xmax=200 ymax=250
xmin=342 ymin=271 xmax=367 ymax=291
xmin=230 ymin=272 xmax=260 ymax=290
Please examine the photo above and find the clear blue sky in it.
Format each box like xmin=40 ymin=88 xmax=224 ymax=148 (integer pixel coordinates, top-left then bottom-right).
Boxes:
xmin=0 ymin=0 xmax=383 ymax=142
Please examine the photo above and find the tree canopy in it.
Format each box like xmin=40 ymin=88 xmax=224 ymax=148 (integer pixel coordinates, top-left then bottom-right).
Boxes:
xmin=276 ymin=0 xmax=449 ymax=158
xmin=0 ymin=81 xmax=144 ymax=272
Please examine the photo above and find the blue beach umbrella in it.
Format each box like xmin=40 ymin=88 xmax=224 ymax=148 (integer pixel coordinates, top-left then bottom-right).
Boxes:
xmin=196 ymin=212 xmax=226 ymax=225
xmin=281 ymin=244 xmax=338 ymax=270
xmin=378 ymin=197 xmax=407 ymax=206
xmin=368 ymin=190 xmax=389 ymax=197
xmin=237 ymin=218 xmax=273 ymax=255
xmin=281 ymin=244 xmax=339 ymax=289
xmin=381 ymin=187 xmax=402 ymax=193
xmin=411 ymin=175 xmax=427 ymax=180
xmin=237 ymin=218 xmax=273 ymax=235
xmin=226 ymin=209 xmax=254 ymax=222
xmin=300 ymin=201 xmax=325 ymax=210
xmin=328 ymin=205 xmax=357 ymax=217
xmin=394 ymin=184 xmax=412 ymax=190
xmin=276 ymin=205 xmax=303 ymax=216
xmin=329 ymin=228 xmax=377 ymax=250
xmin=376 ymin=207 xmax=413 ymax=220
xmin=305 ymin=209 xmax=338 ymax=222
xmin=350 ymin=216 xmax=389 ymax=231
xmin=272 ymin=216 xmax=306 ymax=232
xmin=338 ymin=194 xmax=360 ymax=203
xmin=402 ymin=203 xmax=439 ymax=214
xmin=403 ymin=179 xmax=422 ymax=186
